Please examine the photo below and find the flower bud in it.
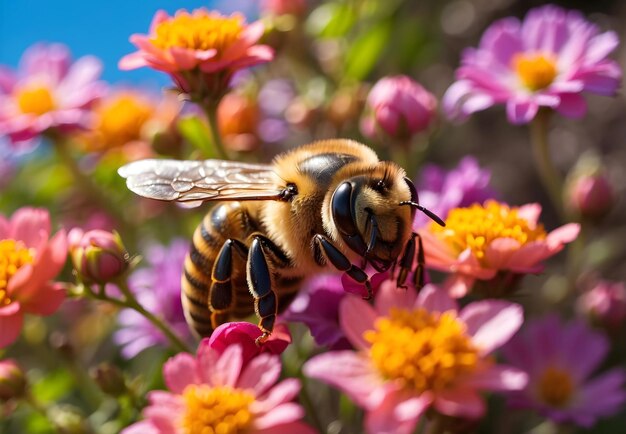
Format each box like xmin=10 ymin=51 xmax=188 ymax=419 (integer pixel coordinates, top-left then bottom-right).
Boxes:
xmin=0 ymin=359 xmax=27 ymax=402
xmin=218 ymin=92 xmax=260 ymax=152
xmin=69 ymin=229 xmax=130 ymax=285
xmin=578 ymin=280 xmax=626 ymax=329
xmin=90 ymin=363 xmax=127 ymax=397
xmin=361 ymin=75 xmax=437 ymax=144
xmin=565 ymin=154 xmax=615 ymax=221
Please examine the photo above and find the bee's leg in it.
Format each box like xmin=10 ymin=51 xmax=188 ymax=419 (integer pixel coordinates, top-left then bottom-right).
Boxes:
xmin=209 ymin=239 xmax=248 ymax=330
xmin=313 ymin=234 xmax=373 ymax=300
xmin=411 ymin=233 xmax=425 ymax=290
xmin=247 ymin=236 xmax=280 ymax=345
xmin=396 ymin=233 xmax=417 ymax=289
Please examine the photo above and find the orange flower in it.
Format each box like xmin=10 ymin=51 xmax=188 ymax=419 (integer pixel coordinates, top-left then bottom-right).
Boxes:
xmin=119 ymin=9 xmax=274 ymax=99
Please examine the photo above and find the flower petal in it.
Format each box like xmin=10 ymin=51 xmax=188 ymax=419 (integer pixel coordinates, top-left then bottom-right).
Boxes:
xmin=339 ymin=295 xmax=377 ymax=350
xmin=375 ymin=279 xmax=417 ymax=316
xmin=415 ymin=284 xmax=457 ymax=313
xmin=0 ymin=304 xmax=23 ymax=348
xmin=460 ymin=300 xmax=523 ymax=355
xmin=254 ymin=403 xmax=304 ymax=430
xmin=434 ymin=387 xmax=485 ymax=418
xmin=461 ymin=365 xmax=528 ymax=392
xmin=163 ymin=352 xmax=200 ymax=393
xmin=365 ymin=390 xmax=430 ymax=434
xmin=252 ymin=378 xmax=301 ymax=414
xmin=237 ymin=353 xmax=281 ymax=396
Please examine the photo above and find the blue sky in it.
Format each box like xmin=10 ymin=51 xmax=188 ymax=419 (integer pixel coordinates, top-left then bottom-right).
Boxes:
xmin=0 ymin=0 xmax=257 ymax=87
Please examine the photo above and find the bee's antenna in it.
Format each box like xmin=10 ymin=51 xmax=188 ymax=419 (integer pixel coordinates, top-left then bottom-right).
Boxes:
xmin=399 ymin=201 xmax=446 ymax=227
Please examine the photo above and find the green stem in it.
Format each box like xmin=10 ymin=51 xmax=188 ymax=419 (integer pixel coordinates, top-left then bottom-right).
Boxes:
xmin=298 ymin=376 xmax=326 ymax=434
xmin=87 ymin=283 xmax=191 ymax=354
xmin=530 ymin=109 xmax=565 ymax=221
xmin=204 ymin=103 xmax=228 ymax=160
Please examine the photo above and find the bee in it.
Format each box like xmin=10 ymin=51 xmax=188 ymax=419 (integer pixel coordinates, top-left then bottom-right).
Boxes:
xmin=119 ymin=139 xmax=443 ymax=342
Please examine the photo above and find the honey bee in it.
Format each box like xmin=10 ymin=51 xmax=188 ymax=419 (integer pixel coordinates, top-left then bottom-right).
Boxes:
xmin=119 ymin=139 xmax=443 ymax=342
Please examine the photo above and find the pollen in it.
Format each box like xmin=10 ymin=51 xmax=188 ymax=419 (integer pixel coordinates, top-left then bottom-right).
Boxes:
xmin=538 ymin=366 xmax=575 ymax=407
xmin=181 ymin=384 xmax=255 ymax=434
xmin=430 ymin=200 xmax=547 ymax=265
xmin=16 ymin=85 xmax=56 ymax=115
xmin=0 ymin=239 xmax=34 ymax=303
xmin=364 ymin=307 xmax=479 ymax=393
xmin=513 ymin=53 xmax=558 ymax=91
xmin=151 ymin=10 xmax=245 ymax=54
xmin=93 ymin=95 xmax=154 ymax=149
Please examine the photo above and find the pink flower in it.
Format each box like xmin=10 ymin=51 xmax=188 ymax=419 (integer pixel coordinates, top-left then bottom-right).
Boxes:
xmin=502 ymin=315 xmax=626 ymax=427
xmin=206 ymin=321 xmax=292 ymax=366
xmin=0 ymin=44 xmax=106 ymax=144
xmin=361 ymin=75 xmax=437 ymax=143
xmin=122 ymin=341 xmax=315 ymax=434
xmin=578 ymin=280 xmax=626 ymax=329
xmin=0 ymin=359 xmax=26 ymax=402
xmin=0 ymin=207 xmax=68 ymax=347
xmin=68 ymin=229 xmax=130 ymax=285
xmin=420 ymin=201 xmax=580 ymax=297
xmin=566 ymin=170 xmax=615 ymax=221
xmin=119 ymin=9 xmax=274 ymax=99
xmin=443 ymin=5 xmax=622 ymax=124
xmin=304 ymin=283 xmax=527 ymax=434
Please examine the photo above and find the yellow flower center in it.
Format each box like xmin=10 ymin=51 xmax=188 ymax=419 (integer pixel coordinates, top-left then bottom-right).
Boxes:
xmin=537 ymin=367 xmax=575 ymax=407
xmin=94 ymin=95 xmax=154 ymax=149
xmin=513 ymin=53 xmax=558 ymax=91
xmin=364 ymin=307 xmax=479 ymax=393
xmin=181 ymin=384 xmax=255 ymax=434
xmin=0 ymin=239 xmax=34 ymax=304
xmin=152 ymin=10 xmax=245 ymax=55
xmin=430 ymin=201 xmax=547 ymax=265
xmin=16 ymin=85 xmax=56 ymax=115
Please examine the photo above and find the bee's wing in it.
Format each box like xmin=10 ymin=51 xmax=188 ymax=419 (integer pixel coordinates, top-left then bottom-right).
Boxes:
xmin=118 ymin=159 xmax=283 ymax=202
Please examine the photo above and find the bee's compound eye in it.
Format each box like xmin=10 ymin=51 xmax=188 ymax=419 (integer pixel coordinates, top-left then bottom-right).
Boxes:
xmin=403 ymin=177 xmax=419 ymax=204
xmin=373 ymin=179 xmax=386 ymax=193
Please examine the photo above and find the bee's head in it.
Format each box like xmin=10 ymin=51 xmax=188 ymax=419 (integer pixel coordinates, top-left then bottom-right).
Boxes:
xmin=327 ymin=162 xmax=443 ymax=271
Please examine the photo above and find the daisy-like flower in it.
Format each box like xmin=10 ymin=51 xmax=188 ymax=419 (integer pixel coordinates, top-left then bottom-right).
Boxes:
xmin=443 ymin=5 xmax=621 ymax=124
xmin=0 ymin=207 xmax=67 ymax=348
xmin=502 ymin=315 xmax=626 ymax=427
xmin=0 ymin=44 xmax=106 ymax=144
xmin=304 ymin=284 xmax=527 ymax=434
xmin=119 ymin=9 xmax=274 ymax=100
xmin=421 ymin=200 xmax=580 ymax=297
xmin=122 ymin=342 xmax=315 ymax=434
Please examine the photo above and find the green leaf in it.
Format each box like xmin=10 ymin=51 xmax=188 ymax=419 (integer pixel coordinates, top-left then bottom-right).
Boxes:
xmin=344 ymin=21 xmax=391 ymax=80
xmin=307 ymin=3 xmax=356 ymax=38
xmin=32 ymin=369 xmax=74 ymax=403
xmin=177 ymin=116 xmax=216 ymax=158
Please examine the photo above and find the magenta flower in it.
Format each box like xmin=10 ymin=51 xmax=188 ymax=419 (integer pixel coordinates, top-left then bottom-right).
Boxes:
xmin=0 ymin=207 xmax=68 ymax=348
xmin=577 ymin=280 xmax=626 ymax=329
xmin=414 ymin=156 xmax=497 ymax=228
xmin=122 ymin=342 xmax=315 ymax=434
xmin=502 ymin=315 xmax=626 ymax=427
xmin=0 ymin=44 xmax=106 ymax=144
xmin=113 ymin=240 xmax=192 ymax=358
xmin=443 ymin=5 xmax=621 ymax=124
xmin=304 ymin=284 xmax=526 ymax=434
xmin=361 ymin=75 xmax=437 ymax=142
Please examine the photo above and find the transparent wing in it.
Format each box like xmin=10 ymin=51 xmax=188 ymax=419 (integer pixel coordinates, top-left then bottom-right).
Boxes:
xmin=118 ymin=159 xmax=283 ymax=202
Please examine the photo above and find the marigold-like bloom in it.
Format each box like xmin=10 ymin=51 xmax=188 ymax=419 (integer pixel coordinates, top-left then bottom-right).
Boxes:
xmin=361 ymin=75 xmax=437 ymax=143
xmin=502 ymin=315 xmax=626 ymax=427
xmin=421 ymin=201 xmax=580 ymax=297
xmin=122 ymin=342 xmax=315 ymax=434
xmin=0 ymin=44 xmax=106 ymax=144
xmin=119 ymin=9 xmax=274 ymax=99
xmin=0 ymin=207 xmax=67 ymax=348
xmin=443 ymin=5 xmax=621 ymax=124
xmin=304 ymin=284 xmax=526 ymax=434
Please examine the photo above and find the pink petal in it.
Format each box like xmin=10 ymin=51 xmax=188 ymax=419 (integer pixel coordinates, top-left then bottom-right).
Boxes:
xmin=461 ymin=365 xmax=527 ymax=392
xmin=0 ymin=304 xmax=23 ymax=348
xmin=506 ymin=99 xmax=539 ymax=124
xmin=254 ymin=403 xmax=304 ymax=430
xmin=121 ymin=421 xmax=162 ymax=434
xmin=169 ymin=47 xmax=201 ymax=70
xmin=484 ymin=237 xmax=522 ymax=270
xmin=255 ymin=422 xmax=318 ymax=434
xmin=365 ymin=390 xmax=430 ymax=434
xmin=10 ymin=207 xmax=50 ymax=247
xmin=516 ymin=203 xmax=541 ymax=224
xmin=460 ymin=300 xmax=523 ymax=355
xmin=149 ymin=10 xmax=170 ymax=34
xmin=415 ymin=284 xmax=457 ymax=313
xmin=339 ymin=295 xmax=376 ymax=350
xmin=163 ymin=352 xmax=200 ymax=393
xmin=211 ymin=344 xmax=244 ymax=387
xmin=442 ymin=274 xmax=475 ymax=298
xmin=374 ymin=279 xmax=417 ymax=316
xmin=252 ymin=378 xmax=301 ymax=413
xmin=237 ymin=353 xmax=281 ymax=396
xmin=420 ymin=231 xmax=458 ymax=269
xmin=556 ymin=93 xmax=587 ymax=119
xmin=20 ymin=282 xmax=65 ymax=315
xmin=546 ymin=223 xmax=580 ymax=248
xmin=454 ymin=249 xmax=495 ymax=279
xmin=0 ymin=215 xmax=10 ymax=239
xmin=303 ymin=351 xmax=385 ymax=409
xmin=221 ymin=20 xmax=264 ymax=61
xmin=433 ymin=387 xmax=485 ymax=418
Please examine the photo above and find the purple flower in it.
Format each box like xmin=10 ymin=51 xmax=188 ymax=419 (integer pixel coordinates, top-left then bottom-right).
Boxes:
xmin=414 ymin=156 xmax=497 ymax=228
xmin=114 ymin=239 xmax=192 ymax=358
xmin=281 ymin=274 xmax=351 ymax=350
xmin=443 ymin=5 xmax=621 ymax=124
xmin=502 ymin=315 xmax=626 ymax=427
xmin=0 ymin=43 xmax=106 ymax=144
